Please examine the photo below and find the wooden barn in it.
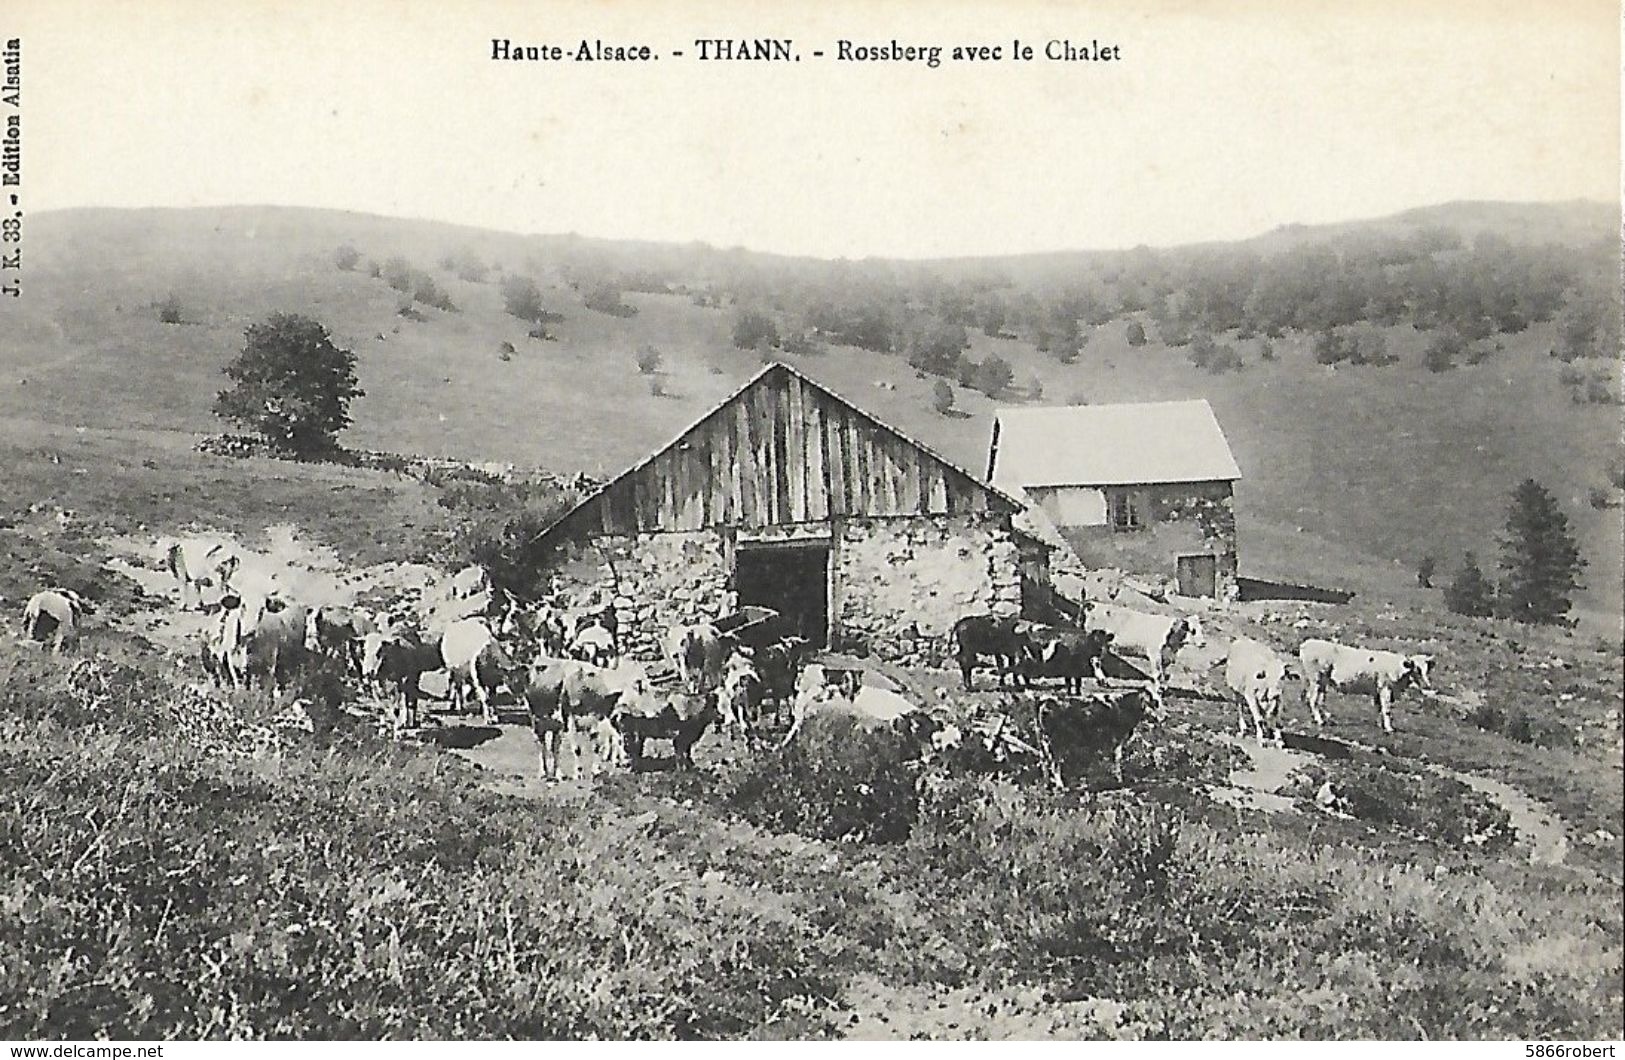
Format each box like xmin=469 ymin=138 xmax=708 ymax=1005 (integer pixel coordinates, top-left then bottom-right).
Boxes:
xmin=532 ymin=362 xmax=1048 ymax=665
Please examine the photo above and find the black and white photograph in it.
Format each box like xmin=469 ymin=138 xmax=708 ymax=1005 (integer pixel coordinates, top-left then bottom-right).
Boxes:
xmin=2 ymin=0 xmax=1622 ymax=1042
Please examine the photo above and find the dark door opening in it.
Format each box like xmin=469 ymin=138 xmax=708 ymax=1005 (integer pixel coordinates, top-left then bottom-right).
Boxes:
xmin=1177 ymin=553 xmax=1218 ymax=598
xmin=735 ymin=543 xmax=829 ymax=648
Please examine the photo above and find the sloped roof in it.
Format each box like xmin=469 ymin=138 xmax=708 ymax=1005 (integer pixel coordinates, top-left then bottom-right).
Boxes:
xmin=988 ymin=400 xmax=1242 ymax=489
xmin=531 ymin=362 xmax=1021 ymax=545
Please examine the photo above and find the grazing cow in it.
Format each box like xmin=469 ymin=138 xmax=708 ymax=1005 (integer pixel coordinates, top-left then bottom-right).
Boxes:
xmin=22 ymin=589 xmax=91 ymax=653
xmin=1082 ymin=604 xmax=1204 ymax=704
xmin=440 ymin=617 xmax=521 ymax=724
xmin=165 ymin=540 xmax=240 ymax=610
xmin=663 ymin=621 xmax=734 ymax=693
xmin=1223 ymin=636 xmax=1292 ymax=745
xmin=304 ymin=605 xmax=378 ymax=677
xmin=1025 ymin=625 xmax=1115 ymax=695
xmin=362 ymin=627 xmax=443 ymax=732
xmin=244 ymin=596 xmax=310 ymax=693
xmin=1298 ymin=638 xmax=1433 ymax=734
xmin=948 ymin=614 xmax=1034 ymax=691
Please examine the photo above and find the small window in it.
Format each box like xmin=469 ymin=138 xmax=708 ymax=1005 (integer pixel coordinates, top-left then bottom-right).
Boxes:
xmin=1109 ymin=489 xmax=1142 ymax=531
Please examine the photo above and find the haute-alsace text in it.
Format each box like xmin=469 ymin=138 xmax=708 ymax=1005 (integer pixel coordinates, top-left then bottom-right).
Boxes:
xmin=491 ymin=38 xmax=656 ymax=62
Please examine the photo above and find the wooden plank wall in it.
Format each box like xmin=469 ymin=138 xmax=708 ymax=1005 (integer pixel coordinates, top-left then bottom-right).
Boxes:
xmin=582 ymin=371 xmax=1004 ymax=535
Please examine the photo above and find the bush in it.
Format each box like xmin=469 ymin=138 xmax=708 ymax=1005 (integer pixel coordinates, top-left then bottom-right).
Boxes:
xmin=498 ymin=341 xmax=516 ymax=361
xmin=1587 ymin=486 xmax=1613 ymax=511
xmin=1258 ymin=337 xmax=1276 ymax=361
xmin=501 ymin=275 xmax=554 ymax=323
xmin=781 ymin=330 xmax=821 ymax=357
xmin=334 ymin=244 xmax=360 ymax=271
xmin=155 ymin=294 xmax=184 ymax=325
xmin=381 ymin=256 xmax=416 ymax=293
xmin=584 ymin=283 xmax=636 ymax=317
xmin=364 ymin=259 xmax=382 ymax=279
xmin=1416 ymin=554 xmax=1437 ymax=589
xmin=971 ymin=354 xmax=1014 ymax=398
xmin=634 ymin=345 xmax=663 ymax=375
xmin=723 ymin=713 xmax=922 ymax=843
xmin=412 ymin=274 xmax=456 ymax=312
xmin=1466 ymin=698 xmax=1576 ymax=749
xmin=647 ymin=377 xmax=666 ymax=397
xmin=1443 ymin=552 xmax=1496 ymax=617
xmin=1424 ymin=329 xmax=1465 ymax=372
xmin=1125 ymin=321 xmax=1147 ymax=347
xmin=732 ymin=309 xmax=779 ymax=351
xmin=931 ymin=380 xmax=955 ymax=415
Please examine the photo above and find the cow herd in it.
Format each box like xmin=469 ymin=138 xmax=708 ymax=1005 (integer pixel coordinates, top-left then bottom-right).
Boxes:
xmin=15 ymin=543 xmax=1438 ymax=784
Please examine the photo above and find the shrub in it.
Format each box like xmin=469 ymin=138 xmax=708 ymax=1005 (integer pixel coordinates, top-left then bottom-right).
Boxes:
xmin=781 ymin=330 xmax=821 ymax=357
xmin=1443 ymin=552 xmax=1496 ymax=617
xmin=972 ymin=354 xmax=1014 ymax=398
xmin=584 ymin=283 xmax=635 ymax=317
xmin=501 ymin=275 xmax=553 ymax=323
xmin=155 ymin=294 xmax=184 ymax=325
xmin=1424 ymin=329 xmax=1465 ymax=372
xmin=498 ymin=341 xmax=516 ymax=360
xmin=1416 ymin=554 xmax=1437 ymax=589
xmin=412 ymin=274 xmax=456 ymax=312
xmin=1258 ymin=337 xmax=1276 ymax=361
xmin=1028 ymin=375 xmax=1045 ymax=401
xmin=334 ymin=244 xmax=360 ymax=271
xmin=723 ymin=713 xmax=921 ymax=843
xmin=931 ymin=380 xmax=955 ymax=415
xmin=1587 ymin=486 xmax=1613 ymax=511
xmin=648 ymin=377 xmax=666 ymax=397
xmin=381 ymin=256 xmax=415 ymax=293
xmin=634 ymin=345 xmax=663 ymax=375
xmin=364 ymin=259 xmax=382 ymax=279
xmin=732 ymin=309 xmax=779 ymax=351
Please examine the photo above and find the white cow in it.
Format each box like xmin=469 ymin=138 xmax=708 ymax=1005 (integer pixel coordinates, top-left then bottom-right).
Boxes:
xmin=1083 ymin=603 xmax=1204 ymax=704
xmin=446 ymin=565 xmax=491 ymax=600
xmin=570 ymin=623 xmax=617 ymax=667
xmin=717 ymin=650 xmax=762 ymax=739
xmin=22 ymin=589 xmax=91 ymax=653
xmin=440 ymin=617 xmax=520 ymax=724
xmin=663 ymin=621 xmax=732 ymax=693
xmin=1223 ymin=636 xmax=1292 ymax=745
xmin=1298 ymin=637 xmax=1433 ymax=734
xmin=165 ymin=540 xmax=240 ymax=610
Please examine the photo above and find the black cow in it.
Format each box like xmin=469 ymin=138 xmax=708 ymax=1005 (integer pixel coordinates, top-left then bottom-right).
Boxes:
xmin=1026 ymin=625 xmax=1115 ymax=695
xmin=1035 ymin=689 xmax=1154 ymax=784
xmin=362 ymin=628 xmax=443 ymax=732
xmin=948 ymin=614 xmax=1035 ymax=691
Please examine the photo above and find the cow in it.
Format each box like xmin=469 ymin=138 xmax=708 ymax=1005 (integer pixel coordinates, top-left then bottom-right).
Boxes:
xmin=616 ymin=689 xmax=717 ymax=771
xmin=22 ymin=589 xmax=91 ymax=653
xmin=524 ymin=657 xmax=647 ymax=780
xmin=507 ymin=602 xmax=569 ymax=657
xmin=751 ymin=636 xmax=810 ymax=713
xmin=1082 ymin=604 xmax=1204 ymax=705
xmin=1035 ymin=689 xmax=1154 ymax=785
xmin=243 ymin=596 xmax=310 ymax=693
xmin=1298 ymin=638 xmax=1433 ymax=734
xmin=201 ymin=594 xmax=254 ymax=689
xmin=361 ymin=627 xmax=444 ymax=733
xmin=304 ymin=605 xmax=379 ymax=678
xmin=570 ymin=623 xmax=617 ymax=667
xmin=948 ymin=614 xmax=1035 ymax=691
xmin=571 ymin=600 xmax=619 ymax=654
xmin=717 ymin=651 xmax=763 ymax=740
xmin=663 ymin=621 xmax=734 ymax=694
xmin=446 ymin=565 xmax=491 ymax=600
xmin=780 ymin=664 xmax=863 ymax=747
xmin=440 ymin=617 xmax=522 ymax=724
xmin=1223 ymin=636 xmax=1292 ymax=745
xmin=165 ymin=540 xmax=240 ymax=610
xmin=1025 ymin=625 xmax=1115 ymax=695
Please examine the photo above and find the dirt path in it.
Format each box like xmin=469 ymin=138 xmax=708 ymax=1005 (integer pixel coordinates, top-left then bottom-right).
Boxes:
xmin=1208 ymin=733 xmax=1310 ymax=814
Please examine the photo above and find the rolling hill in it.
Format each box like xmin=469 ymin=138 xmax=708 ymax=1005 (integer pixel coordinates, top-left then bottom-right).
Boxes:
xmin=3 ymin=203 xmax=1620 ymax=630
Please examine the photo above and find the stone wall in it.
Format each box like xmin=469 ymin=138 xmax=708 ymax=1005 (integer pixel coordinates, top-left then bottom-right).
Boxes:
xmin=1061 ymin=481 xmax=1237 ymax=597
xmin=546 ymin=529 xmax=733 ymax=659
xmin=832 ymin=513 xmax=1022 ymax=667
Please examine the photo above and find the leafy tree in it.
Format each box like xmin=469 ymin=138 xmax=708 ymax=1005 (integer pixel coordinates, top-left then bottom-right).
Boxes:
xmin=1443 ymin=552 xmax=1495 ymax=617
xmin=733 ymin=309 xmax=779 ymax=351
xmin=1125 ymin=321 xmax=1147 ymax=347
xmin=214 ymin=314 xmax=363 ymax=454
xmin=907 ymin=319 xmax=969 ymax=376
xmin=334 ymin=244 xmax=360 ymax=272
xmin=1416 ymin=554 xmax=1437 ymax=588
xmin=931 ymin=379 xmax=956 ymax=415
xmin=585 ymin=282 xmax=636 ymax=317
xmin=1498 ymin=479 xmax=1585 ymax=625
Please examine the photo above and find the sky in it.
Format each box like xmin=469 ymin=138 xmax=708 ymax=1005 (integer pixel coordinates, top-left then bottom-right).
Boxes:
xmin=15 ymin=0 xmax=1622 ymax=258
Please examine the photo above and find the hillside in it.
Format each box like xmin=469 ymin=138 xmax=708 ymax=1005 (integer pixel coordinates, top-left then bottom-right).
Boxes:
xmin=3 ymin=203 xmax=1620 ymax=629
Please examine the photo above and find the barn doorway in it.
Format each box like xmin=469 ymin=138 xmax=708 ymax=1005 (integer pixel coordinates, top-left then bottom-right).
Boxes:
xmin=735 ymin=542 xmax=829 ymax=648
xmin=1177 ymin=553 xmax=1219 ymax=598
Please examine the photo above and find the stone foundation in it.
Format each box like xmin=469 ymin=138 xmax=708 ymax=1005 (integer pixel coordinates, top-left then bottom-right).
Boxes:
xmin=547 ymin=529 xmax=733 ymax=659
